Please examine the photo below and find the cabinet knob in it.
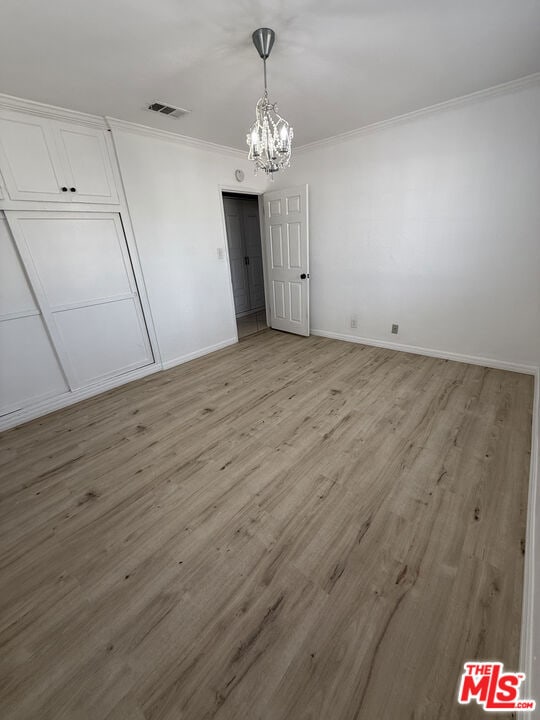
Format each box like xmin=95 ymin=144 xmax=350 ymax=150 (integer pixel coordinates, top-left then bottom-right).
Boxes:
xmin=70 ymin=187 xmax=76 ymax=192
xmin=61 ymin=186 xmax=68 ymax=192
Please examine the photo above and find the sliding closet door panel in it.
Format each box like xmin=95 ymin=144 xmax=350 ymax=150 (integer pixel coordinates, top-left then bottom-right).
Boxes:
xmin=0 ymin=316 xmax=69 ymax=414
xmin=53 ymin=299 xmax=151 ymax=386
xmin=19 ymin=216 xmax=133 ymax=307
xmin=5 ymin=212 xmax=153 ymax=391
xmin=0 ymin=217 xmax=36 ymax=316
xmin=0 ymin=215 xmax=68 ymax=415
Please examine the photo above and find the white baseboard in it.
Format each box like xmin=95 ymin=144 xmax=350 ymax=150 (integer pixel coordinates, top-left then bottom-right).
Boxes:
xmin=161 ymin=337 xmax=238 ymax=370
xmin=0 ymin=362 xmax=161 ymax=432
xmin=519 ymin=366 xmax=539 ymax=714
xmin=311 ymin=328 xmax=538 ymax=375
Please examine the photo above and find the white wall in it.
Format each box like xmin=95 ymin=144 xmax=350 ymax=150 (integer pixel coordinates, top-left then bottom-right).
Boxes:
xmin=111 ymin=127 xmax=267 ymax=367
xmin=275 ymin=83 xmax=540 ymax=369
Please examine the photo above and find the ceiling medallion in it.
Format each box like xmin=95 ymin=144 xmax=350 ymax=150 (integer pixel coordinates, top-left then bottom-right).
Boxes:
xmin=246 ymin=28 xmax=293 ymax=177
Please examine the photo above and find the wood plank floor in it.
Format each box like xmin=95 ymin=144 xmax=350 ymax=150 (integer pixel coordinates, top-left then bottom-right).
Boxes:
xmin=0 ymin=331 xmax=533 ymax=720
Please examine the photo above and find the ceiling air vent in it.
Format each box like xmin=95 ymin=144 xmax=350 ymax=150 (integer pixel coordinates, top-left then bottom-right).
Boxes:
xmin=146 ymin=101 xmax=191 ymax=119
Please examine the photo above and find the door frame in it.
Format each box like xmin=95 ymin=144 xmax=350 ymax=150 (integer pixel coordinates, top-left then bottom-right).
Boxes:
xmin=218 ymin=184 xmax=269 ymax=342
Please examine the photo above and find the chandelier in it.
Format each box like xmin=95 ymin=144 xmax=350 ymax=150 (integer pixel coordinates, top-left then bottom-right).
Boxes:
xmin=247 ymin=28 xmax=293 ymax=176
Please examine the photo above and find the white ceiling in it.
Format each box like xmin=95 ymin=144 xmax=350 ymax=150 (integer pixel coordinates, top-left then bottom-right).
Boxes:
xmin=1 ymin=0 xmax=540 ymax=149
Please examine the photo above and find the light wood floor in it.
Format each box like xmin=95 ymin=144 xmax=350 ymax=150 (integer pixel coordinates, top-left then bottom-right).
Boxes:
xmin=0 ymin=331 xmax=533 ymax=720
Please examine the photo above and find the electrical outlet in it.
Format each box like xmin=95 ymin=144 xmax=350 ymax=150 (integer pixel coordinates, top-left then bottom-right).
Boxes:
xmin=391 ymin=323 xmax=399 ymax=334
xmin=350 ymin=315 xmax=358 ymax=329
xmin=217 ymin=247 xmax=225 ymax=260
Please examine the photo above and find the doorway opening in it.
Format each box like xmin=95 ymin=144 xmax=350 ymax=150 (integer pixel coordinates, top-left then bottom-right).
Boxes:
xmin=222 ymin=192 xmax=267 ymax=340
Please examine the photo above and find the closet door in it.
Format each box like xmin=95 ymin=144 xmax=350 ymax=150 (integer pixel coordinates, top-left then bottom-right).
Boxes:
xmin=0 ymin=214 xmax=69 ymax=415
xmin=6 ymin=212 xmax=153 ymax=390
xmin=54 ymin=123 xmax=119 ymax=204
xmin=0 ymin=109 xmax=68 ymax=202
xmin=223 ymin=197 xmax=250 ymax=315
xmin=0 ymin=110 xmax=119 ymax=204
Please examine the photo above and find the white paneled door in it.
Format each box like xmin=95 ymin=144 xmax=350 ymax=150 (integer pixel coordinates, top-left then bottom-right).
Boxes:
xmin=5 ymin=211 xmax=153 ymax=390
xmin=263 ymin=185 xmax=309 ymax=336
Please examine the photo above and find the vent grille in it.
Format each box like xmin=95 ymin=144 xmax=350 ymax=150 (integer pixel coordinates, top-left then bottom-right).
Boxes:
xmin=147 ymin=102 xmax=190 ymax=119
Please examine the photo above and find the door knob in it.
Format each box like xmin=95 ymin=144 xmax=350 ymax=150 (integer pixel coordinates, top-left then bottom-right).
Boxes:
xmin=70 ymin=187 xmax=77 ymax=192
xmin=300 ymin=273 xmax=309 ymax=279
xmin=61 ymin=187 xmax=68 ymax=192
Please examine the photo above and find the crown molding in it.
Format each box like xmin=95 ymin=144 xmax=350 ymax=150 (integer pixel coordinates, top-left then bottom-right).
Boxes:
xmin=0 ymin=91 xmax=246 ymax=158
xmin=106 ymin=117 xmax=246 ymax=159
xmin=295 ymin=72 xmax=540 ymax=154
xmin=0 ymin=92 xmax=107 ymax=128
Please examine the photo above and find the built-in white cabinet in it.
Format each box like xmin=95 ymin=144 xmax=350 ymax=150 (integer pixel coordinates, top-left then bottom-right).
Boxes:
xmin=0 ymin=109 xmax=119 ymax=204
xmin=0 ymin=99 xmax=158 ymax=428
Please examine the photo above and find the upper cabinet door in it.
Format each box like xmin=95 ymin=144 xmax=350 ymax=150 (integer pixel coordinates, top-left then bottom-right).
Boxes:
xmin=0 ymin=110 xmax=68 ymax=201
xmin=54 ymin=123 xmax=119 ymax=204
xmin=0 ymin=109 xmax=120 ymax=205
